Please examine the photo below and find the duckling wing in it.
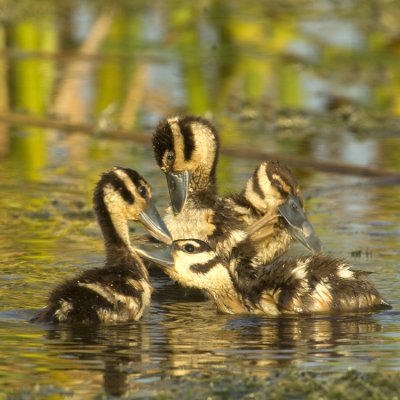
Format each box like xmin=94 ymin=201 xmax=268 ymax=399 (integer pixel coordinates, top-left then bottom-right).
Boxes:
xmin=31 ymin=265 xmax=150 ymax=324
xmin=242 ymin=255 xmax=391 ymax=314
xmin=245 ymin=213 xmax=278 ymax=243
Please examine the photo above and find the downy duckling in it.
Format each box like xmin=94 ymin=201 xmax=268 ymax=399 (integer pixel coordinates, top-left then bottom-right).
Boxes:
xmin=152 ymin=115 xmax=248 ymax=255
xmin=31 ymin=167 xmax=172 ymax=325
xmin=222 ymin=160 xmax=322 ymax=265
xmin=152 ymin=115 xmax=320 ymax=261
xmin=153 ymin=115 xmax=219 ymax=214
xmin=139 ymin=239 xmax=391 ymax=315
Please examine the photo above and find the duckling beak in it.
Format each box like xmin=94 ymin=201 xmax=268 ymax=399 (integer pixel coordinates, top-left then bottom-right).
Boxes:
xmin=139 ymin=201 xmax=173 ymax=245
xmin=135 ymin=242 xmax=174 ymax=270
xmin=278 ymin=194 xmax=322 ymax=253
xmin=165 ymin=171 xmax=191 ymax=214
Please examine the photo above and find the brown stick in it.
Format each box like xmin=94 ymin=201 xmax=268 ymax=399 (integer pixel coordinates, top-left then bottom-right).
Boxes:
xmin=0 ymin=112 xmax=151 ymax=143
xmin=305 ymin=174 xmax=400 ymax=198
xmin=0 ymin=111 xmax=399 ymax=180
xmin=221 ymin=147 xmax=400 ymax=178
xmin=0 ymin=49 xmax=160 ymax=63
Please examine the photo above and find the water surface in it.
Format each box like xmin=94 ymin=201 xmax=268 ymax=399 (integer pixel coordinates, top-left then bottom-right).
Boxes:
xmin=0 ymin=1 xmax=399 ymax=398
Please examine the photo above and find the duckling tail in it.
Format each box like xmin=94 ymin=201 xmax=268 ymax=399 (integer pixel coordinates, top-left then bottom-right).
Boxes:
xmin=380 ymin=299 xmax=392 ymax=309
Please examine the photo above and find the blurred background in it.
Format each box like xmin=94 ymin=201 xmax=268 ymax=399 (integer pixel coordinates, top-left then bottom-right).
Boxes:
xmin=1 ymin=1 xmax=400 ymax=398
xmin=1 ymin=0 xmax=400 ymax=175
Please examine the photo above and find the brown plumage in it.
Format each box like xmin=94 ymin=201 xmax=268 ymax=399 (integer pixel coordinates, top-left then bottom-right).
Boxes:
xmin=31 ymin=167 xmax=171 ymax=325
xmin=152 ymin=115 xmax=248 ymax=260
xmin=222 ymin=160 xmax=322 ymax=265
xmin=142 ymin=238 xmax=391 ymax=316
xmin=152 ymin=116 xmax=320 ymax=263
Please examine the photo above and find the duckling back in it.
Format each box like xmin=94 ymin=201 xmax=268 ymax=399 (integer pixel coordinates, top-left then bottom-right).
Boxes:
xmin=239 ymin=254 xmax=391 ymax=315
xmin=32 ymin=257 xmax=152 ymax=324
xmin=145 ymin=238 xmax=391 ymax=316
xmin=31 ymin=167 xmax=169 ymax=325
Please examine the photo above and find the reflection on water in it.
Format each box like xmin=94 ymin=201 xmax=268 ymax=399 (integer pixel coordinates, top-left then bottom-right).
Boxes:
xmin=1 ymin=304 xmax=393 ymax=397
xmin=1 ymin=0 xmax=400 ymax=397
xmin=0 ymin=137 xmax=399 ymax=396
xmin=1 ymin=136 xmax=399 ymax=397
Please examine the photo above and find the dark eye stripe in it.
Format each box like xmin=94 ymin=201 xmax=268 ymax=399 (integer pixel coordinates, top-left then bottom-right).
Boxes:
xmin=177 ymin=118 xmax=195 ymax=161
xmin=123 ymin=168 xmax=145 ymax=189
xmin=100 ymin=169 xmax=140 ymax=205
xmin=252 ymin=165 xmax=265 ymax=198
xmin=109 ymin=168 xmax=150 ymax=204
xmin=190 ymin=258 xmax=220 ymax=274
xmin=176 ymin=115 xmax=219 ymax=182
xmin=110 ymin=176 xmax=134 ymax=204
xmin=266 ymin=161 xmax=298 ymax=196
xmin=271 ymin=179 xmax=288 ymax=198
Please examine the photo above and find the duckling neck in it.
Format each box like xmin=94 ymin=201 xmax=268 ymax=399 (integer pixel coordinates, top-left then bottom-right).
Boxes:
xmin=201 ymin=265 xmax=250 ymax=314
xmin=188 ymin=169 xmax=217 ymax=208
xmin=225 ymin=193 xmax=263 ymax=221
xmin=94 ymin=190 xmax=136 ymax=268
xmin=208 ymin=286 xmax=248 ymax=314
xmin=106 ymin=244 xmax=150 ymax=281
xmin=259 ymin=224 xmax=292 ymax=263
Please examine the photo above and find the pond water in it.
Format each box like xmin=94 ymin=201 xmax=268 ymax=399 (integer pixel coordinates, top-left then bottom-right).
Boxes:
xmin=0 ymin=1 xmax=400 ymax=398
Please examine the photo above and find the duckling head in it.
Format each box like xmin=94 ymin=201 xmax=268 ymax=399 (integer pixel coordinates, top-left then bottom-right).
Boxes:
xmin=137 ymin=238 xmax=232 ymax=292
xmin=243 ymin=161 xmax=322 ymax=253
xmin=152 ymin=116 xmax=219 ymax=213
xmin=93 ymin=167 xmax=172 ymax=247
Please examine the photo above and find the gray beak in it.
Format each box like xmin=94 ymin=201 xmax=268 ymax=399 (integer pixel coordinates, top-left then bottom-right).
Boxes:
xmin=165 ymin=170 xmax=191 ymax=214
xmin=135 ymin=242 xmax=174 ymax=270
xmin=139 ymin=201 xmax=172 ymax=245
xmin=278 ymin=194 xmax=322 ymax=253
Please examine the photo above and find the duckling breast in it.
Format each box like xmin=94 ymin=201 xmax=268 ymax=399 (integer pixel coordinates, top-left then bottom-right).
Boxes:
xmin=164 ymin=206 xmax=218 ymax=241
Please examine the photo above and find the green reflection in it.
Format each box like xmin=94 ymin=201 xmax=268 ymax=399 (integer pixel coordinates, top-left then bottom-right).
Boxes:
xmin=10 ymin=127 xmax=46 ymax=180
xmin=10 ymin=16 xmax=57 ymax=115
xmin=0 ymin=24 xmax=8 ymax=112
xmin=0 ymin=2 xmax=399 ymax=395
xmin=381 ymin=137 xmax=400 ymax=170
xmin=95 ymin=12 xmax=138 ymax=125
xmin=170 ymin=5 xmax=210 ymax=113
xmin=8 ymin=15 xmax=57 ymax=179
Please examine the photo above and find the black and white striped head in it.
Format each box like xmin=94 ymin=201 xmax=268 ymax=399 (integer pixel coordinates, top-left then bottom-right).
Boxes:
xmin=93 ymin=167 xmax=172 ymax=245
xmin=152 ymin=116 xmax=219 ymax=212
xmin=139 ymin=238 xmax=230 ymax=291
xmin=171 ymin=239 xmax=233 ymax=291
xmin=243 ymin=161 xmax=300 ymax=213
xmin=244 ymin=161 xmax=322 ymax=253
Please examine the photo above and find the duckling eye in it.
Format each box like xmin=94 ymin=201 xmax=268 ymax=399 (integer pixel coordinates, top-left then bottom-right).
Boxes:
xmin=183 ymin=243 xmax=195 ymax=253
xmin=138 ymin=186 xmax=147 ymax=198
xmin=273 ymin=179 xmax=283 ymax=190
xmin=166 ymin=152 xmax=175 ymax=165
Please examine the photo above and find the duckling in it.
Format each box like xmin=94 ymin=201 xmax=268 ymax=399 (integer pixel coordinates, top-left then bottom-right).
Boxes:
xmin=152 ymin=115 xmax=248 ymax=255
xmin=222 ymin=160 xmax=322 ymax=265
xmin=139 ymin=239 xmax=391 ymax=315
xmin=152 ymin=115 xmax=320 ymax=261
xmin=152 ymin=115 xmax=219 ymax=213
xmin=31 ymin=167 xmax=172 ymax=325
